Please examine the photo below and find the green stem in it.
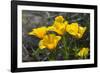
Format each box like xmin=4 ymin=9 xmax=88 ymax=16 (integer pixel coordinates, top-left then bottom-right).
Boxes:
xmin=74 ymin=39 xmax=77 ymax=49
xmin=62 ymin=35 xmax=68 ymax=60
xmin=74 ymin=39 xmax=79 ymax=52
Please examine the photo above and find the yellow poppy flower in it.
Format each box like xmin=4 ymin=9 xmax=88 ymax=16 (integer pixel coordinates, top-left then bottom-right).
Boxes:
xmin=55 ymin=16 xmax=64 ymax=23
xmin=53 ymin=21 xmax=67 ymax=35
xmin=28 ymin=27 xmax=47 ymax=39
xmin=47 ymin=16 xmax=68 ymax=35
xmin=77 ymin=26 xmax=87 ymax=38
xmin=47 ymin=23 xmax=66 ymax=35
xmin=66 ymin=23 xmax=86 ymax=39
xmin=66 ymin=23 xmax=78 ymax=36
xmin=39 ymin=34 xmax=61 ymax=50
xmin=77 ymin=48 xmax=89 ymax=58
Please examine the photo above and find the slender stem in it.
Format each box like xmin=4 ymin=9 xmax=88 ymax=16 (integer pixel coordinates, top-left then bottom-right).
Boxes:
xmin=74 ymin=39 xmax=77 ymax=49
xmin=62 ymin=35 xmax=68 ymax=60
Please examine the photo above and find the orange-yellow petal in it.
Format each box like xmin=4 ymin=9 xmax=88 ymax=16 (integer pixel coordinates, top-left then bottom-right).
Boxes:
xmin=39 ymin=34 xmax=61 ymax=50
xmin=28 ymin=27 xmax=47 ymax=39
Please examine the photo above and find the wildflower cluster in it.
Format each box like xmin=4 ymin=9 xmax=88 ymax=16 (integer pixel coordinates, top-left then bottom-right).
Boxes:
xmin=28 ymin=16 xmax=89 ymax=59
